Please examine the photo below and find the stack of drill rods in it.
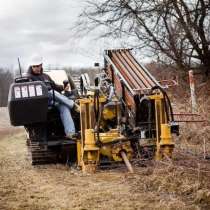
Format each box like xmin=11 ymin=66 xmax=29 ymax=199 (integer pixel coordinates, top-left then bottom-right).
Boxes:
xmin=108 ymin=49 xmax=160 ymax=92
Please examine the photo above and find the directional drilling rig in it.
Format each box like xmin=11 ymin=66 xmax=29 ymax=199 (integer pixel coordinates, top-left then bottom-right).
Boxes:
xmin=77 ymin=49 xmax=179 ymax=172
xmin=8 ymin=49 xmax=178 ymax=173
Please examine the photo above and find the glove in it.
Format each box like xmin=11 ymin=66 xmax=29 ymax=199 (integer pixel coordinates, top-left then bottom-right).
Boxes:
xmin=74 ymin=103 xmax=80 ymax=113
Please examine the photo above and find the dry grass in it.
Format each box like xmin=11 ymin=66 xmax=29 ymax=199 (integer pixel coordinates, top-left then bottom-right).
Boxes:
xmin=0 ymin=131 xmax=210 ymax=210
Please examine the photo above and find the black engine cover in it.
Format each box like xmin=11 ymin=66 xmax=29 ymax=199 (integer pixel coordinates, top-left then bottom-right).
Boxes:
xmin=8 ymin=81 xmax=48 ymax=126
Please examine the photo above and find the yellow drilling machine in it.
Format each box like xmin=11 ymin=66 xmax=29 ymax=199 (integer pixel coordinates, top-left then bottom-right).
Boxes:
xmin=8 ymin=49 xmax=179 ymax=173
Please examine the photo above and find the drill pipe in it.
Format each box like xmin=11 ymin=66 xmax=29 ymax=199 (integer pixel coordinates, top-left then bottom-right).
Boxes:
xmin=120 ymin=151 xmax=134 ymax=173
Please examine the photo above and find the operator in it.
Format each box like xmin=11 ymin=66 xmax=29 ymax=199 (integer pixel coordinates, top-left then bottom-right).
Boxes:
xmin=27 ymin=55 xmax=78 ymax=139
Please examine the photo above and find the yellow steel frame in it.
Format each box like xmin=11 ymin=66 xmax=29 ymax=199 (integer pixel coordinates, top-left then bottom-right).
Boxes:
xmin=76 ymin=92 xmax=174 ymax=173
xmin=77 ymin=96 xmax=133 ymax=172
xmin=149 ymin=93 xmax=174 ymax=160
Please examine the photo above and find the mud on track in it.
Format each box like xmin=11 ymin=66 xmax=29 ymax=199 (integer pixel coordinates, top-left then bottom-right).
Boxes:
xmin=1 ymin=107 xmax=210 ymax=210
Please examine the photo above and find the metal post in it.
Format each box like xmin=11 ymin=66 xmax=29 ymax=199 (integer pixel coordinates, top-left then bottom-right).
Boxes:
xmin=120 ymin=151 xmax=134 ymax=173
xmin=189 ymin=70 xmax=197 ymax=113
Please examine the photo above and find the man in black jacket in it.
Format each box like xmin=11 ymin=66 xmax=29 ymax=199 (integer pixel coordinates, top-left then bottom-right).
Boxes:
xmin=27 ymin=64 xmax=63 ymax=92
xmin=27 ymin=56 xmax=77 ymax=138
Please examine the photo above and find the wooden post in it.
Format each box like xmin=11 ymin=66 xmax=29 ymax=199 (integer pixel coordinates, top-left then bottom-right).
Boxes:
xmin=189 ymin=70 xmax=197 ymax=113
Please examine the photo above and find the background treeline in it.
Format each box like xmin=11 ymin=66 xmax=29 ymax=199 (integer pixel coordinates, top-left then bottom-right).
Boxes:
xmin=0 ymin=69 xmax=13 ymax=107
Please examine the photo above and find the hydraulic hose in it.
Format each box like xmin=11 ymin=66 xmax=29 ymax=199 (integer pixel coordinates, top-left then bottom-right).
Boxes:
xmin=151 ymin=86 xmax=174 ymax=122
xmin=138 ymin=95 xmax=152 ymax=137
xmin=94 ymin=89 xmax=102 ymax=145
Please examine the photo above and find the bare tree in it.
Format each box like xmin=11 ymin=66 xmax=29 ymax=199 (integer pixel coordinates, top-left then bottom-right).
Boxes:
xmin=76 ymin=0 xmax=210 ymax=75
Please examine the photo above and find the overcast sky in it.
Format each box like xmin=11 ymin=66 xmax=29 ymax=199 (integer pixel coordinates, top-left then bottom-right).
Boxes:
xmin=0 ymin=0 xmax=122 ymax=70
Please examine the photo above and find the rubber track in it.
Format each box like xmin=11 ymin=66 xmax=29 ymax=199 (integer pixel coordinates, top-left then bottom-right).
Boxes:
xmin=29 ymin=142 xmax=57 ymax=165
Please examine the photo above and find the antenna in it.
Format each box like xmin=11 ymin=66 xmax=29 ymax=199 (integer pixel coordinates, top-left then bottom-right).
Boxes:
xmin=18 ymin=57 xmax=22 ymax=77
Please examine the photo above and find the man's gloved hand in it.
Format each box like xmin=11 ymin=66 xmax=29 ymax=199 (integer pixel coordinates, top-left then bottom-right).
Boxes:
xmin=74 ymin=103 xmax=80 ymax=113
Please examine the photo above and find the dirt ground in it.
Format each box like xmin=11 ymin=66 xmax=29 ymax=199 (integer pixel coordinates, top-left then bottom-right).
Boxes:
xmin=1 ymin=107 xmax=210 ymax=210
